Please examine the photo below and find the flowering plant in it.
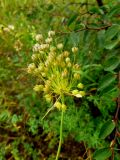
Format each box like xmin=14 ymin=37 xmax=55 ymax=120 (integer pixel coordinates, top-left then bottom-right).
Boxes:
xmin=27 ymin=31 xmax=85 ymax=111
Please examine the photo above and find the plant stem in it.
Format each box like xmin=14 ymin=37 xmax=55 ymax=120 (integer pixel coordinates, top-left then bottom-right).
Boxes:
xmin=55 ymin=109 xmax=64 ymax=160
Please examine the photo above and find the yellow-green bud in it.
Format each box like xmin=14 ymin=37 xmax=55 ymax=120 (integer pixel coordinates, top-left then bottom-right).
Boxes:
xmin=54 ymin=101 xmax=62 ymax=110
xmin=72 ymin=47 xmax=78 ymax=53
xmin=67 ymin=62 xmax=72 ymax=68
xmin=38 ymin=64 xmax=44 ymax=71
xmin=27 ymin=63 xmax=36 ymax=73
xmin=44 ymin=94 xmax=52 ymax=102
xmin=35 ymin=34 xmax=43 ymax=42
xmin=50 ymin=46 xmax=56 ymax=52
xmin=63 ymin=51 xmax=70 ymax=57
xmin=74 ymin=64 xmax=80 ymax=70
xmin=45 ymin=37 xmax=53 ymax=44
xmin=48 ymin=30 xmax=55 ymax=37
xmin=61 ymin=104 xmax=67 ymax=111
xmin=57 ymin=43 xmax=63 ymax=49
xmin=65 ymin=57 xmax=70 ymax=63
xmin=79 ymin=91 xmax=86 ymax=96
xmin=41 ymin=72 xmax=46 ymax=77
xmin=74 ymin=73 xmax=80 ymax=79
xmin=33 ymin=84 xmax=43 ymax=92
xmin=72 ymin=89 xmax=79 ymax=95
xmin=62 ymin=68 xmax=68 ymax=77
xmin=77 ymin=83 xmax=84 ymax=89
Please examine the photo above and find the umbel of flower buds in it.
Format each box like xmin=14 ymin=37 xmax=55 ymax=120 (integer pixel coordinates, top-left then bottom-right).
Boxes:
xmin=27 ymin=30 xmax=85 ymax=111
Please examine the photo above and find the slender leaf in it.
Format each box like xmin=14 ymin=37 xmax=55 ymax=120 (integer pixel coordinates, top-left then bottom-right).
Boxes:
xmin=98 ymin=73 xmax=116 ymax=91
xmin=99 ymin=120 xmax=115 ymax=139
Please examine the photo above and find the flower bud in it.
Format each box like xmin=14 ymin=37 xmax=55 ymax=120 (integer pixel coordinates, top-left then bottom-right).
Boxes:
xmin=44 ymin=94 xmax=52 ymax=102
xmin=27 ymin=63 xmax=36 ymax=73
xmin=79 ymin=91 xmax=85 ymax=96
xmin=67 ymin=62 xmax=72 ymax=68
xmin=74 ymin=73 xmax=80 ymax=80
xmin=57 ymin=43 xmax=63 ymax=49
xmin=63 ymin=51 xmax=70 ymax=57
xmin=72 ymin=47 xmax=78 ymax=53
xmin=61 ymin=104 xmax=67 ymax=111
xmin=72 ymin=89 xmax=79 ymax=95
xmin=35 ymin=34 xmax=43 ymax=41
xmin=77 ymin=83 xmax=84 ymax=89
xmin=48 ymin=30 xmax=55 ymax=37
xmin=50 ymin=46 xmax=56 ymax=52
xmin=54 ymin=101 xmax=62 ymax=110
xmin=65 ymin=57 xmax=70 ymax=63
xmin=8 ymin=25 xmax=14 ymax=30
xmin=33 ymin=84 xmax=44 ymax=92
xmin=73 ymin=64 xmax=80 ymax=70
xmin=45 ymin=37 xmax=53 ymax=44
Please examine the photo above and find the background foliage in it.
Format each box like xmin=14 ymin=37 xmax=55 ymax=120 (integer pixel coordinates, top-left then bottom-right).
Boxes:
xmin=0 ymin=0 xmax=120 ymax=159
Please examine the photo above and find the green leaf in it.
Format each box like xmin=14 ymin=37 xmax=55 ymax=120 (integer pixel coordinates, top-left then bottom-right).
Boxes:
xmin=104 ymin=39 xmax=119 ymax=50
xmin=93 ymin=148 xmax=112 ymax=160
xmin=98 ymin=73 xmax=116 ymax=91
xmin=108 ymin=6 xmax=120 ymax=17
xmin=105 ymin=25 xmax=120 ymax=40
xmin=67 ymin=14 xmax=78 ymax=26
xmin=0 ymin=110 xmax=10 ymax=122
xmin=99 ymin=120 xmax=115 ymax=139
xmin=104 ymin=57 xmax=120 ymax=71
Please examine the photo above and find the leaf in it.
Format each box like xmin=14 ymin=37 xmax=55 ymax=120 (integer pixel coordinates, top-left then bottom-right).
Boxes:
xmin=99 ymin=120 xmax=115 ymax=139
xmin=105 ymin=25 xmax=120 ymax=40
xmin=93 ymin=148 xmax=112 ymax=160
xmin=108 ymin=6 xmax=120 ymax=17
xmin=0 ymin=110 xmax=10 ymax=122
xmin=67 ymin=14 xmax=78 ymax=26
xmin=104 ymin=39 xmax=119 ymax=50
xmin=98 ymin=73 xmax=116 ymax=91
xmin=104 ymin=57 xmax=120 ymax=71
xmin=97 ymin=30 xmax=105 ymax=49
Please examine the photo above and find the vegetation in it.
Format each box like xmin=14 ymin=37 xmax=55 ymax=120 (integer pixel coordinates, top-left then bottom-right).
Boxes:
xmin=0 ymin=0 xmax=120 ymax=159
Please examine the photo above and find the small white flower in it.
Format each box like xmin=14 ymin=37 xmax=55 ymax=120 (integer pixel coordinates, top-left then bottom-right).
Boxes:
xmin=45 ymin=37 xmax=53 ymax=43
xmin=48 ymin=30 xmax=55 ymax=37
xmin=35 ymin=34 xmax=43 ymax=41
xmin=8 ymin=25 xmax=14 ymax=30
xmin=57 ymin=43 xmax=63 ymax=49
xmin=72 ymin=47 xmax=78 ymax=53
xmin=27 ymin=63 xmax=36 ymax=73
xmin=33 ymin=43 xmax=41 ymax=52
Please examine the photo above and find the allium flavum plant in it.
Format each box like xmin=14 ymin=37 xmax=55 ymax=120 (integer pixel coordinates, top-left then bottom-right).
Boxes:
xmin=27 ymin=30 xmax=85 ymax=159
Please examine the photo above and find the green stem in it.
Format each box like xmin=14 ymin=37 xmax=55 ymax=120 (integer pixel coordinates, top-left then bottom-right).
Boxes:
xmin=55 ymin=109 xmax=64 ymax=160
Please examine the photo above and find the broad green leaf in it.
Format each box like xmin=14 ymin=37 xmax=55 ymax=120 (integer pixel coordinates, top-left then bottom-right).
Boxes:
xmin=104 ymin=57 xmax=120 ymax=71
xmin=99 ymin=120 xmax=115 ymax=139
xmin=67 ymin=14 xmax=78 ymax=26
xmin=98 ymin=73 xmax=116 ymax=91
xmin=105 ymin=25 xmax=120 ymax=40
xmin=93 ymin=148 xmax=112 ymax=160
xmin=104 ymin=39 xmax=119 ymax=50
